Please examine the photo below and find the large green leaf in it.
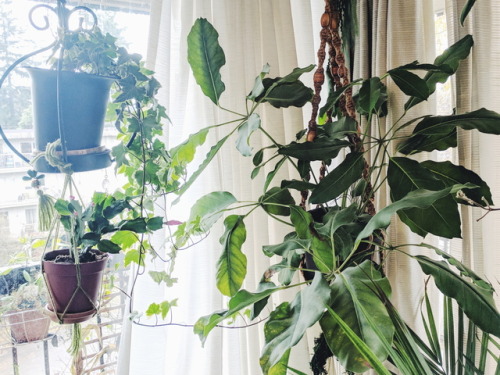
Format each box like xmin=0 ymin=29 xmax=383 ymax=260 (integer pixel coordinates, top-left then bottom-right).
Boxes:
xmin=354 ymin=184 xmax=473 ymax=248
xmin=236 ymin=113 xmax=261 ymax=156
xmin=413 ymin=255 xmax=500 ymax=338
xmin=355 ymin=77 xmax=388 ymax=116
xmin=187 ymin=191 xmax=237 ymax=233
xmin=216 ymin=215 xmax=247 ymax=297
xmin=278 ymin=139 xmax=351 ymax=161
xmin=398 ymin=128 xmax=457 ymax=155
xmin=405 ymin=35 xmax=474 ymax=110
xmin=388 ymin=69 xmax=430 ymax=100
xmin=388 ymin=157 xmax=461 ymax=238
xmin=309 ymin=152 xmax=365 ymax=204
xmin=320 ymin=261 xmax=394 ymax=373
xmin=322 ymin=116 xmax=358 ymax=140
xmin=260 ymin=272 xmax=331 ymax=373
xmin=194 ymin=284 xmax=283 ymax=345
xmin=248 ymin=63 xmax=271 ymax=100
xmin=170 ymin=128 xmax=209 ymax=167
xmin=420 ymin=160 xmax=493 ymax=205
xmin=406 ymin=108 xmax=500 ymax=141
xmin=260 ymin=80 xmax=313 ymax=108
xmin=259 ymin=187 xmax=295 ymax=216
xmin=187 ymin=18 xmax=226 ymax=104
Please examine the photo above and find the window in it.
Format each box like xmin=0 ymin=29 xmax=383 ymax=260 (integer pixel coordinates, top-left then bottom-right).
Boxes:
xmin=0 ymin=1 xmax=151 ymax=374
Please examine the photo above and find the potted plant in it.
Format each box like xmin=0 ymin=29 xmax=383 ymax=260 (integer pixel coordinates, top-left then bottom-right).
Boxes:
xmin=167 ymin=7 xmax=500 ymax=374
xmin=42 ymin=191 xmax=163 ymax=324
xmin=0 ymin=269 xmax=51 ymax=344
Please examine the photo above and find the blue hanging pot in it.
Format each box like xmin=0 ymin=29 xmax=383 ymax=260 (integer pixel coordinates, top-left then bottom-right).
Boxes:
xmin=26 ymin=67 xmax=115 ymax=173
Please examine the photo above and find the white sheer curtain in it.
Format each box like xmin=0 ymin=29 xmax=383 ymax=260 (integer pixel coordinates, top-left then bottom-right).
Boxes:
xmin=129 ymin=1 xmax=323 ymax=374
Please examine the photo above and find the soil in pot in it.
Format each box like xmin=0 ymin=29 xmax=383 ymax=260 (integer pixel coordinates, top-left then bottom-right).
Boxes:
xmin=42 ymin=249 xmax=109 ymax=323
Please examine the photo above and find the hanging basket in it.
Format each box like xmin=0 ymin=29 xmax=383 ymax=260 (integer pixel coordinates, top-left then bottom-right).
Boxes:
xmin=42 ymin=249 xmax=109 ymax=324
xmin=26 ymin=67 xmax=115 ymax=173
xmin=6 ymin=309 xmax=51 ymax=343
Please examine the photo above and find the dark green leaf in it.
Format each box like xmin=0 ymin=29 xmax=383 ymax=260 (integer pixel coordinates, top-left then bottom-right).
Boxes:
xmin=216 ymin=215 xmax=247 ymax=297
xmin=146 ymin=217 xmax=164 ymax=231
xmin=236 ymin=113 xmax=261 ymax=156
xmin=322 ymin=117 xmax=358 ymax=140
xmin=319 ymin=80 xmax=360 ymax=119
xmin=354 ymin=184 xmax=474 ymax=248
xmin=103 ymin=199 xmax=130 ymax=219
xmin=97 ymin=239 xmax=121 ymax=253
xmin=355 ymin=77 xmax=388 ymax=116
xmin=120 ymin=218 xmax=148 ymax=233
xmin=414 ymin=255 xmax=500 ymax=337
xmin=398 ymin=128 xmax=457 ymax=155
xmin=309 ymin=152 xmax=365 ymax=204
xmin=460 ymin=0 xmax=477 ymax=25
xmin=405 ymin=35 xmax=474 ymax=110
xmin=251 ymin=281 xmax=277 ymax=320
xmin=187 ymin=18 xmax=226 ymax=104
xmin=278 ymin=139 xmax=351 ymax=161
xmin=320 ymin=261 xmax=394 ymax=373
xmin=280 ymin=180 xmax=317 ymax=191
xmin=259 ymin=187 xmax=295 ymax=216
xmin=260 ymin=273 xmax=331 ymax=373
xmin=262 ymin=81 xmax=313 ymax=108
xmin=388 ymin=157 xmax=461 ymax=238
xmin=420 ymin=160 xmax=493 ymax=205
xmin=395 ymin=61 xmax=454 ymax=74
xmin=388 ymin=69 xmax=430 ymax=100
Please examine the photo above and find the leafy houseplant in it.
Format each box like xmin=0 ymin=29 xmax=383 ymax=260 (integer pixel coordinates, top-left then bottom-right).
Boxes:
xmin=42 ymin=191 xmax=162 ymax=324
xmin=0 ymin=270 xmax=51 ymax=343
xmin=170 ymin=5 xmax=500 ymax=374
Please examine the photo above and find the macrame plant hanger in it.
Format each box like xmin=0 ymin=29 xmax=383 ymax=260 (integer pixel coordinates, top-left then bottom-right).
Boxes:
xmin=302 ymin=0 xmax=375 ymax=218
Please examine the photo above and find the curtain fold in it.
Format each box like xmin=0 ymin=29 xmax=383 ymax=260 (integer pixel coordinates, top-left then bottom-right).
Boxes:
xmin=354 ymin=0 xmax=439 ymax=332
xmin=446 ymin=1 xmax=500 ymax=372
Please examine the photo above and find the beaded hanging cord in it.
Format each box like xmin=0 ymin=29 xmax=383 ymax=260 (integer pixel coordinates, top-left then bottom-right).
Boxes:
xmin=302 ymin=0 xmax=375 ymax=217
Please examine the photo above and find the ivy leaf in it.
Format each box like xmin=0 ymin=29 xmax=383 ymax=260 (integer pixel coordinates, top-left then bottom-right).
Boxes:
xmin=149 ymin=271 xmax=177 ymax=287
xmin=236 ymin=113 xmax=261 ymax=156
xmin=320 ymin=260 xmax=394 ymax=373
xmin=309 ymin=152 xmax=365 ymax=204
xmin=259 ymin=187 xmax=295 ymax=216
xmin=260 ymin=272 xmax=331 ymax=373
xmin=187 ymin=18 xmax=226 ymax=104
xmin=217 ymin=215 xmax=247 ymax=297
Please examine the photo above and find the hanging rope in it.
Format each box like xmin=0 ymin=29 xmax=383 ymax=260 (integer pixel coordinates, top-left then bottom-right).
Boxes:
xmin=301 ymin=0 xmax=375 ymax=217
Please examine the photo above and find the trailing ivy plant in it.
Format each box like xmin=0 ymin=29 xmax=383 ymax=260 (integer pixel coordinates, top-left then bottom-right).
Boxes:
xmin=170 ymin=12 xmax=500 ymax=375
